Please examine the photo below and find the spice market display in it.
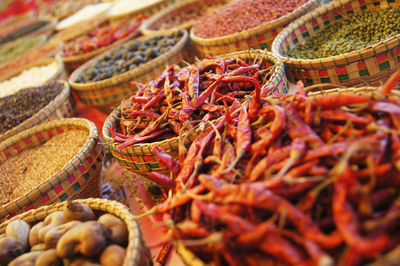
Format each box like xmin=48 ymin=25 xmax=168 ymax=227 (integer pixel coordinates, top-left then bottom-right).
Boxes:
xmin=3 ymin=0 xmax=400 ymax=265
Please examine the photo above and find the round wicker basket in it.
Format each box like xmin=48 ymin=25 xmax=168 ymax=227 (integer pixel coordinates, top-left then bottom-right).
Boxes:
xmin=102 ymin=49 xmax=287 ymax=176
xmin=0 ymin=198 xmax=152 ymax=266
xmin=189 ymin=0 xmax=321 ymax=57
xmin=0 ymin=80 xmax=74 ymax=142
xmin=0 ymin=118 xmax=102 ymax=221
xmin=69 ymin=29 xmax=189 ymax=113
xmin=272 ymin=0 xmax=400 ymax=88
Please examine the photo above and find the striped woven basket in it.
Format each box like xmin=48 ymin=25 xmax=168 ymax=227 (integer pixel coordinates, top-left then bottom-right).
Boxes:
xmin=0 ymin=80 xmax=74 ymax=142
xmin=102 ymin=49 xmax=287 ymax=176
xmin=61 ymin=25 xmax=141 ymax=73
xmin=69 ymin=29 xmax=189 ymax=113
xmin=108 ymin=0 xmax=178 ymax=23
xmin=140 ymin=0 xmax=230 ymax=36
xmin=272 ymin=0 xmax=400 ymax=88
xmin=0 ymin=118 xmax=102 ymax=221
xmin=189 ymin=0 xmax=321 ymax=58
xmin=0 ymin=198 xmax=152 ymax=266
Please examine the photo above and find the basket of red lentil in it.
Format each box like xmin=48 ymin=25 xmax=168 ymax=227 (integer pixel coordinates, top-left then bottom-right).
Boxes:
xmin=60 ymin=17 xmax=146 ymax=73
xmin=0 ymin=80 xmax=74 ymax=142
xmin=140 ymin=0 xmax=230 ymax=36
xmin=69 ymin=29 xmax=189 ymax=113
xmin=271 ymin=0 xmax=400 ymax=88
xmin=189 ymin=0 xmax=321 ymax=57
xmin=0 ymin=118 xmax=102 ymax=221
xmin=102 ymin=49 xmax=287 ymax=177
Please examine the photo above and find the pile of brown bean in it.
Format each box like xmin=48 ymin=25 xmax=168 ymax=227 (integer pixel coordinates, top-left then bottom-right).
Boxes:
xmin=193 ymin=0 xmax=309 ymax=38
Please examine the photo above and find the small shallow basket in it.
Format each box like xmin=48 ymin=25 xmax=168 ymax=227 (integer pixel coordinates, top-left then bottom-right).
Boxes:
xmin=0 ymin=198 xmax=152 ymax=266
xmin=0 ymin=80 xmax=74 ymax=142
xmin=102 ymin=49 xmax=287 ymax=176
xmin=190 ymin=0 xmax=321 ymax=57
xmin=0 ymin=118 xmax=102 ymax=221
xmin=69 ymin=29 xmax=189 ymax=113
xmin=272 ymin=0 xmax=400 ymax=88
xmin=140 ymin=0 xmax=230 ymax=36
xmin=61 ymin=24 xmax=141 ymax=73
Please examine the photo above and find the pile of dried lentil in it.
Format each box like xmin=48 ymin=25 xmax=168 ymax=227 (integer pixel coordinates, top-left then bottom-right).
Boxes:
xmin=0 ymin=35 xmax=43 ymax=65
xmin=287 ymin=7 xmax=400 ymax=59
xmin=0 ymin=129 xmax=88 ymax=205
xmin=193 ymin=0 xmax=309 ymax=38
xmin=0 ymin=81 xmax=63 ymax=134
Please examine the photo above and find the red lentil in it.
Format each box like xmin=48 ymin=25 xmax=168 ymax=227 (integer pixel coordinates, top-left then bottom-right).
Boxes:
xmin=193 ymin=0 xmax=310 ymax=38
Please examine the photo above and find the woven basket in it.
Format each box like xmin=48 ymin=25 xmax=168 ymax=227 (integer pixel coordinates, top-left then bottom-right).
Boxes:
xmin=0 ymin=118 xmax=102 ymax=221
xmin=102 ymin=49 xmax=287 ymax=176
xmin=61 ymin=25 xmax=141 ymax=73
xmin=0 ymin=80 xmax=74 ymax=142
xmin=189 ymin=0 xmax=321 ymax=58
xmin=0 ymin=198 xmax=152 ymax=266
xmin=140 ymin=0 xmax=230 ymax=36
xmin=69 ymin=29 xmax=189 ymax=113
xmin=272 ymin=0 xmax=400 ymax=88
xmin=108 ymin=0 xmax=178 ymax=23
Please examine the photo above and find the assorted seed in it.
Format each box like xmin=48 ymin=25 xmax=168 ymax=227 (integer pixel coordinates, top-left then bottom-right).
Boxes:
xmin=193 ymin=0 xmax=309 ymax=38
xmin=0 ymin=82 xmax=63 ymax=134
xmin=0 ymin=61 xmax=59 ymax=98
xmin=62 ymin=18 xmax=145 ymax=57
xmin=0 ymin=129 xmax=88 ymax=205
xmin=0 ymin=20 xmax=49 ymax=46
xmin=287 ymin=7 xmax=400 ymax=59
xmin=76 ymin=31 xmax=183 ymax=83
xmin=153 ymin=2 xmax=226 ymax=30
xmin=0 ymin=35 xmax=43 ymax=65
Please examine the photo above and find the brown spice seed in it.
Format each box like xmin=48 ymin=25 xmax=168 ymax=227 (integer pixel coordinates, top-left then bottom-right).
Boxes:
xmin=0 ymin=130 xmax=89 ymax=205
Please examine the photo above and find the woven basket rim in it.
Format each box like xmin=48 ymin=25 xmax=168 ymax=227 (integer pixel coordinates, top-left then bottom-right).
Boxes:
xmin=0 ymin=198 xmax=150 ymax=266
xmin=68 ymin=29 xmax=189 ymax=91
xmin=0 ymin=79 xmax=69 ymax=141
xmin=0 ymin=118 xmax=99 ymax=212
xmin=189 ymin=0 xmax=320 ymax=45
xmin=61 ymin=29 xmax=141 ymax=63
xmin=271 ymin=0 xmax=400 ymax=68
xmin=140 ymin=0 xmax=229 ymax=36
xmin=107 ymin=0 xmax=164 ymax=20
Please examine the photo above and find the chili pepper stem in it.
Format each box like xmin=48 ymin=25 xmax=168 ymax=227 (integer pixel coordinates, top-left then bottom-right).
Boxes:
xmin=175 ymin=232 xmax=223 ymax=247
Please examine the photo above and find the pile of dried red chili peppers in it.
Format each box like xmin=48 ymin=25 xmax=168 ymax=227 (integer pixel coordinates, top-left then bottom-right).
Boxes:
xmin=139 ymin=70 xmax=400 ymax=265
xmin=109 ymin=55 xmax=278 ymax=149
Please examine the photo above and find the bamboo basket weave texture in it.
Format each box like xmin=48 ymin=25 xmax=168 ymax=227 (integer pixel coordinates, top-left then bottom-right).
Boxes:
xmin=0 ymin=118 xmax=102 ymax=221
xmin=69 ymin=30 xmax=189 ymax=113
xmin=0 ymin=198 xmax=152 ymax=266
xmin=0 ymin=80 xmax=74 ymax=143
xmin=272 ymin=0 xmax=400 ymax=88
xmin=189 ymin=0 xmax=321 ymax=58
xmin=102 ymin=50 xmax=287 ymax=176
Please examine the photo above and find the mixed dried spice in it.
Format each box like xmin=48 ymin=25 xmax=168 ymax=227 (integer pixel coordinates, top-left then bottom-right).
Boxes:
xmin=0 ymin=35 xmax=43 ymax=65
xmin=287 ymin=7 xmax=400 ymax=59
xmin=0 ymin=81 xmax=63 ymax=134
xmin=193 ymin=0 xmax=309 ymax=38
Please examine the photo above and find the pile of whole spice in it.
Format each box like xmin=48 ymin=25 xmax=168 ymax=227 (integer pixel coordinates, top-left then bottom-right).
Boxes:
xmin=0 ymin=129 xmax=88 ymax=205
xmin=62 ymin=18 xmax=145 ymax=57
xmin=0 ymin=20 xmax=49 ymax=46
xmin=0 ymin=35 xmax=43 ymax=65
xmin=153 ymin=2 xmax=226 ymax=30
xmin=0 ymin=81 xmax=63 ymax=134
xmin=77 ymin=31 xmax=183 ymax=83
xmin=287 ymin=7 xmax=400 ymax=59
xmin=109 ymin=55 xmax=277 ymax=149
xmin=0 ymin=61 xmax=59 ymax=98
xmin=193 ymin=0 xmax=309 ymax=38
xmin=141 ymin=71 xmax=400 ymax=265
